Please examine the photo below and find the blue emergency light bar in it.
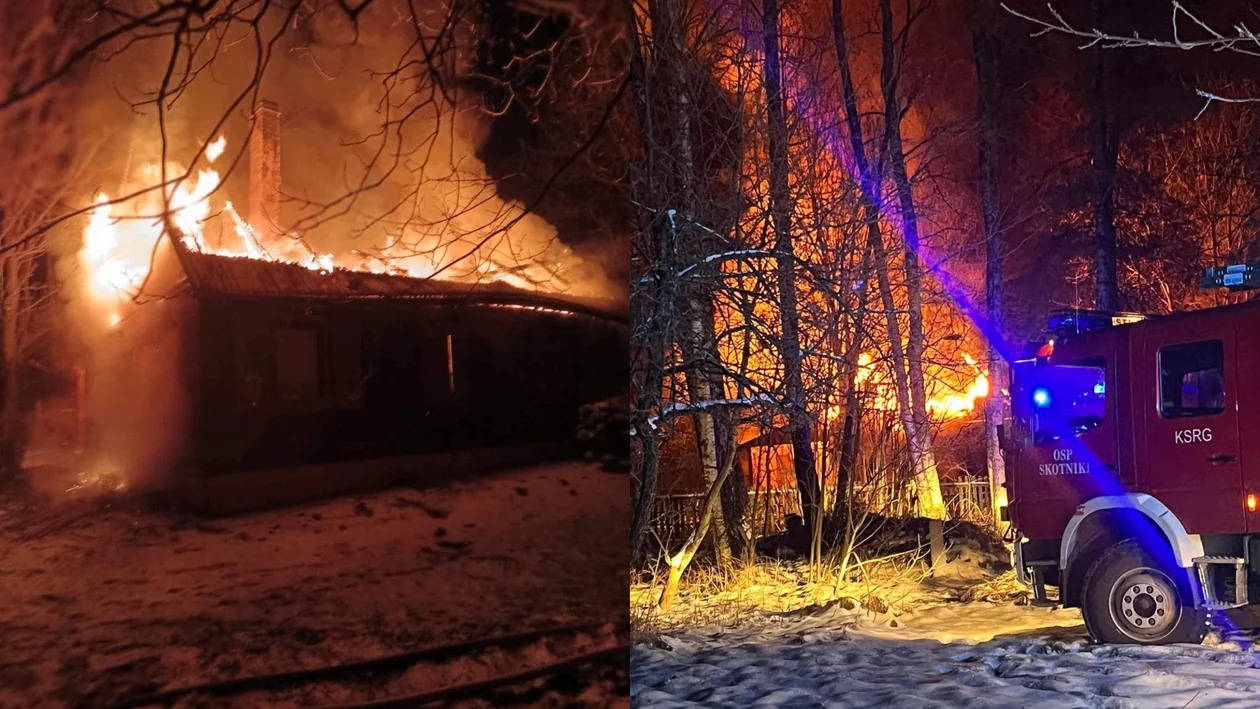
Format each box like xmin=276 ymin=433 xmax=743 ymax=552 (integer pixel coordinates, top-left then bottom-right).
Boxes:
xmin=1201 ymin=263 xmax=1260 ymax=291
xmin=1047 ymin=309 xmax=1145 ymax=337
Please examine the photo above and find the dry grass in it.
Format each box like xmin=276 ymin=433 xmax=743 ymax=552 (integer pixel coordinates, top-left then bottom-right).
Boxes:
xmin=956 ymin=569 xmax=1029 ymax=604
xmin=630 ymin=553 xmax=951 ymax=634
xmin=632 ymin=518 xmax=1021 ymax=635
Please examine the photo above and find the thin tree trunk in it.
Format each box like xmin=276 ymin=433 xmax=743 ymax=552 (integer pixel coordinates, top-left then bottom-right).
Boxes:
xmin=682 ymin=299 xmax=732 ymax=565
xmin=878 ymin=0 xmax=945 ymax=520
xmin=838 ymin=248 xmax=874 ymax=509
xmin=699 ymin=295 xmax=747 ymax=559
xmin=629 ymin=412 xmax=661 ymax=563
xmin=972 ymin=0 xmax=1007 ymax=531
xmin=738 ymin=290 xmax=759 ymax=563
xmin=709 ymin=305 xmax=749 ymax=560
xmin=659 ymin=424 xmax=739 ymax=609
xmin=715 ymin=395 xmax=748 ymax=559
xmin=629 ymin=208 xmax=681 ymax=563
xmin=649 ymin=0 xmax=695 ymax=208
xmin=628 ymin=15 xmax=675 ymax=563
xmin=724 ymin=8 xmax=755 ymax=562
xmin=808 ymin=159 xmax=836 ymax=572
xmin=0 ymin=253 xmax=23 ymax=482
xmin=764 ymin=0 xmax=819 ymax=535
xmin=1090 ymin=0 xmax=1119 ymax=312
xmin=869 ymin=229 xmax=919 ymax=486
xmin=834 ymin=0 xmax=924 ymax=518
xmin=656 ymin=0 xmax=733 ymax=564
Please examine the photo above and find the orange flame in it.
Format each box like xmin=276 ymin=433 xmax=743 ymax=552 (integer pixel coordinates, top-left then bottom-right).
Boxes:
xmin=846 ymin=351 xmax=989 ymax=422
xmin=80 ymin=137 xmax=582 ymax=327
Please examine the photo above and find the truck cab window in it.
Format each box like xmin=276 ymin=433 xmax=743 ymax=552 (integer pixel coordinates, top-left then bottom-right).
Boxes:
xmin=1014 ymin=363 xmax=1107 ymax=446
xmin=1159 ymin=340 xmax=1225 ymax=418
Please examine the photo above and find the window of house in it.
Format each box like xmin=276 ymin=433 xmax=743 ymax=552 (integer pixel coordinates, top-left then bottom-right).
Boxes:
xmin=1159 ymin=340 xmax=1225 ymax=418
xmin=275 ymin=327 xmax=324 ymax=402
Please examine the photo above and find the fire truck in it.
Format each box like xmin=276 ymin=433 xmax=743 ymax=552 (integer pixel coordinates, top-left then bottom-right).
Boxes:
xmin=1005 ymin=264 xmax=1260 ymax=645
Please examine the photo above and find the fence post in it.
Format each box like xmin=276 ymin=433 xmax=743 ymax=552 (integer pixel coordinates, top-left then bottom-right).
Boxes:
xmin=929 ymin=518 xmax=945 ymax=568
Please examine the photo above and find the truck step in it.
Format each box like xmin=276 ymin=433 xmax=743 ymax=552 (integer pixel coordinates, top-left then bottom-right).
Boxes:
xmin=1194 ymin=556 xmax=1248 ymax=609
xmin=1194 ymin=556 xmax=1245 ymax=565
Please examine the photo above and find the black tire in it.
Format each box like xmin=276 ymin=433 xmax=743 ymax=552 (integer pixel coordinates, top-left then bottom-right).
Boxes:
xmin=1080 ymin=539 xmax=1207 ymax=645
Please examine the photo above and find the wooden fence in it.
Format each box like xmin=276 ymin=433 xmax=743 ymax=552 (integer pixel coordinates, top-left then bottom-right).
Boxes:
xmin=649 ymin=488 xmax=802 ymax=547
xmin=941 ymin=479 xmax=994 ymax=525
xmin=650 ymin=479 xmax=993 ymax=546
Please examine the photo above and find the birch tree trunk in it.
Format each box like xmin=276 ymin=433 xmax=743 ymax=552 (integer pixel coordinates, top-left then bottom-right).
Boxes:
xmin=763 ymin=0 xmax=820 ymax=535
xmin=658 ymin=425 xmax=739 ymax=609
xmin=682 ymin=297 xmax=732 ymax=565
xmin=878 ymin=0 xmax=945 ymax=520
xmin=705 ymin=309 xmax=748 ymax=559
xmin=972 ymin=0 xmax=1007 ymax=531
xmin=653 ymin=0 xmax=733 ymax=564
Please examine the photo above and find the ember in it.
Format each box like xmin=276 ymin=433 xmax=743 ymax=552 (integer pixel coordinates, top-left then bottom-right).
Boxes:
xmin=65 ymin=465 xmax=126 ymax=495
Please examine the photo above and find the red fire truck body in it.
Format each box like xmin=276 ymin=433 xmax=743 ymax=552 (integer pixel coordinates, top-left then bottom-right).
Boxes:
xmin=1007 ymin=299 xmax=1260 ymax=644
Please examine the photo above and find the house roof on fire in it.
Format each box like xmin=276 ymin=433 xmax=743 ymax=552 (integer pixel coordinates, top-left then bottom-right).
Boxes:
xmin=172 ymin=242 xmax=626 ymax=322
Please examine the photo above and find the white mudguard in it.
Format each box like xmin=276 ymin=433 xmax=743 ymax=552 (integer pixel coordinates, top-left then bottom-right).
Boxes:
xmin=1060 ymin=493 xmax=1203 ymax=569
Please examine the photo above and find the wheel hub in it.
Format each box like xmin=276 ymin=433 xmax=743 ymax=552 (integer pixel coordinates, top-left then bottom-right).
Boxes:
xmin=1110 ymin=569 xmax=1178 ymax=640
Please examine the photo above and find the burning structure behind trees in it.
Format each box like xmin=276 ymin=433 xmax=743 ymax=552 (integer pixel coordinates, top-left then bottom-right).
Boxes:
xmin=628 ymin=0 xmax=1260 ymax=634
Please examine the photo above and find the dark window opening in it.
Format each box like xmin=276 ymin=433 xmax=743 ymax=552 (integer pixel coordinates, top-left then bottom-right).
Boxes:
xmin=1159 ymin=340 xmax=1225 ymax=418
xmin=275 ymin=327 xmax=325 ymax=402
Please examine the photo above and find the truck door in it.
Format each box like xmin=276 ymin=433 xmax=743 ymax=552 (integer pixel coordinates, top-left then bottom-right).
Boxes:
xmin=1009 ymin=351 xmax=1118 ymax=538
xmin=1140 ymin=322 xmax=1243 ymax=534
xmin=1231 ymin=312 xmax=1260 ymax=533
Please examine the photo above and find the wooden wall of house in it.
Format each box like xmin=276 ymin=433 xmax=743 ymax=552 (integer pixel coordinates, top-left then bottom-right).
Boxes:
xmin=195 ymin=298 xmax=627 ymax=474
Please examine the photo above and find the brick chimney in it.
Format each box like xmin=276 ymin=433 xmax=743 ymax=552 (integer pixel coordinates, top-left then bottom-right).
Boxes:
xmin=249 ymin=101 xmax=281 ymax=240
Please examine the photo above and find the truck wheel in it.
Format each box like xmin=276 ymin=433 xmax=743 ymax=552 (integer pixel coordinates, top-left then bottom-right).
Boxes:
xmin=1081 ymin=539 xmax=1206 ymax=645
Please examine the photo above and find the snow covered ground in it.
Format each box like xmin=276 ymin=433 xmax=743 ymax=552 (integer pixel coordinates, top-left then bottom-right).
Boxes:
xmin=0 ymin=462 xmax=628 ymax=708
xmin=632 ymin=598 xmax=1260 ymax=708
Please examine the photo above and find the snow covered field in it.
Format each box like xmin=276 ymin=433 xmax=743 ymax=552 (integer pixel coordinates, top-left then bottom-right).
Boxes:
xmin=632 ymin=599 xmax=1260 ymax=708
xmin=0 ymin=462 xmax=628 ymax=708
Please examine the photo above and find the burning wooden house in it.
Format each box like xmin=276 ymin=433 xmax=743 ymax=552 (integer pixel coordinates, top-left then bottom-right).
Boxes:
xmin=166 ymin=245 xmax=624 ymax=513
xmin=41 ymin=105 xmax=626 ymax=513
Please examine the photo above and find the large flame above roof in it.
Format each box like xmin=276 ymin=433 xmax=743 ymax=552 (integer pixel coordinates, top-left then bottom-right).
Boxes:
xmin=80 ymin=136 xmax=584 ymax=327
